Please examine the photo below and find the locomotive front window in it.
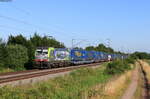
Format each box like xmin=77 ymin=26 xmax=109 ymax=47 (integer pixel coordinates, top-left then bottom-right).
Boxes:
xmin=36 ymin=50 xmax=42 ymax=55
xmin=36 ymin=49 xmax=48 ymax=55
xmin=43 ymin=52 xmax=48 ymax=54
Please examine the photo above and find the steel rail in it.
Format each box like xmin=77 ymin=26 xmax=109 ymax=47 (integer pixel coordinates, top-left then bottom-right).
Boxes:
xmin=0 ymin=63 xmax=102 ymax=84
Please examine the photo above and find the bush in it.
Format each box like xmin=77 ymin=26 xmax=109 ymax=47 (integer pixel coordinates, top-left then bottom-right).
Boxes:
xmin=124 ymin=57 xmax=135 ymax=64
xmin=5 ymin=44 xmax=28 ymax=70
xmin=105 ymin=59 xmax=133 ymax=75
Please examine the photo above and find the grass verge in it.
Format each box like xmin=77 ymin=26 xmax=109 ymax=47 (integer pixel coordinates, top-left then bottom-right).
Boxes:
xmin=144 ymin=59 xmax=150 ymax=65
xmin=0 ymin=59 xmax=135 ymax=99
xmin=0 ymin=67 xmax=14 ymax=73
xmin=0 ymin=64 xmax=112 ymax=99
xmin=133 ymin=65 xmax=143 ymax=99
xmin=141 ymin=60 xmax=150 ymax=80
xmin=86 ymin=69 xmax=133 ymax=99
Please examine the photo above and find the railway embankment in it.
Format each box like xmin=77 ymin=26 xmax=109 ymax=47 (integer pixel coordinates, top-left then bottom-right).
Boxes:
xmin=0 ymin=63 xmax=111 ymax=99
xmin=0 ymin=63 xmax=102 ymax=87
xmin=0 ymin=58 xmax=135 ymax=99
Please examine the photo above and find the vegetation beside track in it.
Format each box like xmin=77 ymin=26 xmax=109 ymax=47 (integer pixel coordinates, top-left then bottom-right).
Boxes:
xmin=88 ymin=69 xmax=133 ymax=99
xmin=0 ymin=67 xmax=14 ymax=73
xmin=0 ymin=64 xmax=111 ymax=99
xmin=104 ymin=58 xmax=135 ymax=75
xmin=0 ymin=58 xmax=136 ymax=99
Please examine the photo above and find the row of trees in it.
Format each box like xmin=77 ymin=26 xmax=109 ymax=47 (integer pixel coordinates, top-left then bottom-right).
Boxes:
xmin=1 ymin=33 xmax=150 ymax=71
xmin=0 ymin=33 xmax=65 ymax=70
xmin=131 ymin=52 xmax=150 ymax=59
xmin=85 ymin=44 xmax=122 ymax=54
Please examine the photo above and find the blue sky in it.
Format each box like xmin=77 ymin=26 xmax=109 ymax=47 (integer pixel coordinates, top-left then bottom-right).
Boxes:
xmin=0 ymin=0 xmax=150 ymax=53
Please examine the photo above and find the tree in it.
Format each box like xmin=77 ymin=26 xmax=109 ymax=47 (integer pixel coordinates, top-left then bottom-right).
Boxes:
xmin=0 ymin=39 xmax=7 ymax=68
xmin=74 ymin=47 xmax=83 ymax=50
xmin=24 ymin=40 xmax=36 ymax=69
xmin=29 ymin=33 xmax=42 ymax=47
xmin=5 ymin=44 xmax=28 ymax=70
xmin=85 ymin=46 xmax=95 ymax=51
xmin=7 ymin=34 xmax=28 ymax=46
xmin=85 ymin=43 xmax=114 ymax=53
xmin=131 ymin=52 xmax=150 ymax=59
xmin=30 ymin=33 xmax=65 ymax=48
xmin=95 ymin=44 xmax=114 ymax=53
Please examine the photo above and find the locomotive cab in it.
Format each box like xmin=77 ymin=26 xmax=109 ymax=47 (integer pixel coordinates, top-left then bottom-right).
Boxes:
xmin=35 ymin=48 xmax=49 ymax=62
xmin=34 ymin=47 xmax=70 ymax=69
xmin=34 ymin=47 xmax=54 ymax=69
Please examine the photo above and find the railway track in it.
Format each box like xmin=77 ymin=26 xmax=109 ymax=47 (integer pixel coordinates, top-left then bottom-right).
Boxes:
xmin=0 ymin=63 xmax=102 ymax=86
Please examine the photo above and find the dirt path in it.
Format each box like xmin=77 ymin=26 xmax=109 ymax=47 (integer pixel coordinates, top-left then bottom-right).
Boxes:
xmin=121 ymin=63 xmax=139 ymax=99
xmin=121 ymin=60 xmax=150 ymax=99
xmin=139 ymin=61 xmax=150 ymax=99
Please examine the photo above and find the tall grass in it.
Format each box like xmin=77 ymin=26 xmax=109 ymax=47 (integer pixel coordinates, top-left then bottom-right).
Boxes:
xmin=0 ymin=58 xmax=135 ymax=99
xmin=0 ymin=66 xmax=112 ymax=99
xmin=0 ymin=67 xmax=14 ymax=73
xmin=87 ymin=70 xmax=132 ymax=99
xmin=145 ymin=60 xmax=150 ymax=65
xmin=140 ymin=60 xmax=150 ymax=80
xmin=0 ymin=65 xmax=26 ymax=73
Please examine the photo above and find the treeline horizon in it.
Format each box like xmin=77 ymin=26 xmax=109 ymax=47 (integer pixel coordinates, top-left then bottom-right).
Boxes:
xmin=0 ymin=33 xmax=150 ymax=71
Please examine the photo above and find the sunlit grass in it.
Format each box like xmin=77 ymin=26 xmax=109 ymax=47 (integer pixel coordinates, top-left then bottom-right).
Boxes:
xmin=86 ymin=69 xmax=133 ymax=99
xmin=144 ymin=59 xmax=150 ymax=65
xmin=133 ymin=65 xmax=143 ymax=99
xmin=0 ymin=59 xmax=134 ymax=99
xmin=0 ymin=65 xmax=112 ymax=99
xmin=0 ymin=67 xmax=14 ymax=73
xmin=141 ymin=60 xmax=150 ymax=80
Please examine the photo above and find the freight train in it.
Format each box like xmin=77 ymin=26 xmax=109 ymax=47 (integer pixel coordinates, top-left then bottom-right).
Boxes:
xmin=33 ymin=47 xmax=127 ymax=69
